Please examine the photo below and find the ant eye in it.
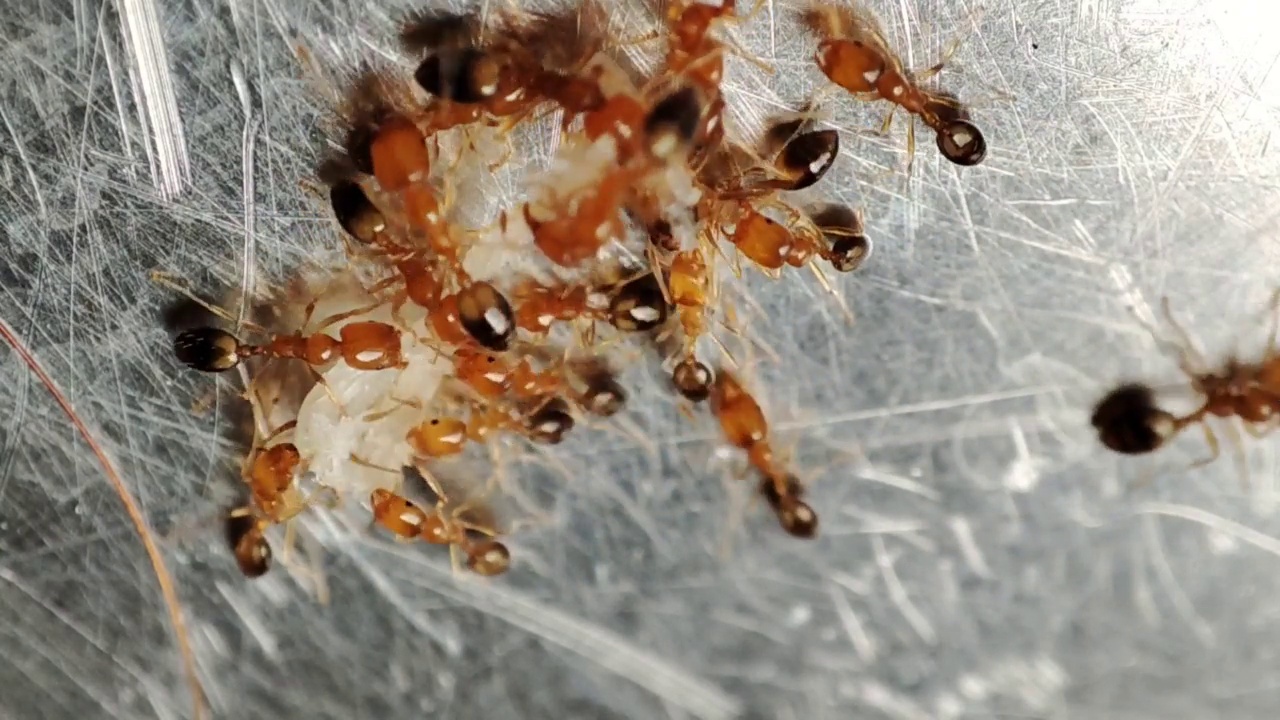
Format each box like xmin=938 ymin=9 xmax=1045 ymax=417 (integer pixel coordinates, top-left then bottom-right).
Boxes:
xmin=526 ymin=399 xmax=575 ymax=444
xmin=1091 ymin=383 xmax=1178 ymax=455
xmin=414 ymin=48 xmax=500 ymax=104
xmin=609 ymin=273 xmax=670 ymax=332
xmin=457 ymin=282 xmax=515 ymax=352
xmin=672 ymin=358 xmax=714 ymax=402
xmin=583 ymin=377 xmax=627 ymax=417
xmin=173 ymin=327 xmax=241 ymax=372
xmin=776 ymin=130 xmax=839 ymax=190
xmin=644 ymin=86 xmax=703 ymax=159
xmin=329 ymin=181 xmax=385 ymax=243
xmin=936 ymin=119 xmax=986 ymax=166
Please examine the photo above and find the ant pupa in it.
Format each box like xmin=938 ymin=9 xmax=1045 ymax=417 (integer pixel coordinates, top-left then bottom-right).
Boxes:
xmin=802 ymin=3 xmax=987 ymax=166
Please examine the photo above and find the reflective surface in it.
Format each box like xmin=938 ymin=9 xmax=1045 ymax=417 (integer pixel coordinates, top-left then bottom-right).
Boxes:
xmin=5 ymin=0 xmax=1280 ymax=718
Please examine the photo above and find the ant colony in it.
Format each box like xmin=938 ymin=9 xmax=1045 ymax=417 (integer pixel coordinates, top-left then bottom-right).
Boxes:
xmin=164 ymin=1 xmax=990 ymax=580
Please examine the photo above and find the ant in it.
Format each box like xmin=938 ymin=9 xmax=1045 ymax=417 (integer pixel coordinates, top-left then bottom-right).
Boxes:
xmin=369 ymin=486 xmax=510 ymax=576
xmin=801 ymin=3 xmax=987 ymax=167
xmin=1091 ymin=291 xmax=1280 ymax=464
xmin=709 ymin=369 xmax=818 ymax=537
xmin=173 ymin=319 xmax=406 ymax=374
xmin=509 ymin=270 xmax=671 ymax=337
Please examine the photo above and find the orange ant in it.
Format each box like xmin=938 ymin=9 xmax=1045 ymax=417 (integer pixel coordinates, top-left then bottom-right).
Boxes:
xmin=173 ymin=318 xmax=407 ymax=374
xmin=508 ymin=270 xmax=671 ymax=337
xmin=710 ymin=369 xmax=818 ymax=537
xmin=369 ymin=487 xmax=510 ymax=576
xmin=522 ymin=85 xmax=705 ymax=268
xmin=1092 ymin=291 xmax=1280 ymax=464
xmin=802 ymin=3 xmax=987 ymax=166
xmin=452 ymin=347 xmax=627 ymax=415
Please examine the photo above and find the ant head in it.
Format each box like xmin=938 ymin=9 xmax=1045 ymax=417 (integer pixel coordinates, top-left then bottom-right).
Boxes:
xmin=1091 ymin=383 xmax=1178 ymax=455
xmin=527 ymin=398 xmax=575 ymax=444
xmin=936 ymin=119 xmax=987 ymax=166
xmin=329 ymin=181 xmax=385 ymax=244
xmin=467 ymin=539 xmax=511 ymax=576
xmin=583 ymin=375 xmax=627 ymax=417
xmin=414 ymin=48 xmax=505 ymax=104
xmin=609 ymin=273 xmax=670 ymax=332
xmin=644 ymin=86 xmax=703 ymax=160
xmin=226 ymin=514 xmax=271 ymax=578
xmin=672 ymin=358 xmax=714 ymax=402
xmin=173 ymin=327 xmax=241 ymax=372
xmin=775 ymin=129 xmax=840 ymax=190
xmin=457 ymin=282 xmax=515 ymax=352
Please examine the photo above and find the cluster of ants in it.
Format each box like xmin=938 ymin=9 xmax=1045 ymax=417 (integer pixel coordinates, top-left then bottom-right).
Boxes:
xmin=167 ymin=0 xmax=988 ymax=580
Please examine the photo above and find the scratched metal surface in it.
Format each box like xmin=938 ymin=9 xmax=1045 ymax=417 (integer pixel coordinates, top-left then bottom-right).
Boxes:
xmin=4 ymin=0 xmax=1280 ymax=718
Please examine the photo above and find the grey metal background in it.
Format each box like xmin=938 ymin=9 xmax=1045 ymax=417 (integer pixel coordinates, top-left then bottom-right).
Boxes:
xmin=4 ymin=0 xmax=1280 ymax=718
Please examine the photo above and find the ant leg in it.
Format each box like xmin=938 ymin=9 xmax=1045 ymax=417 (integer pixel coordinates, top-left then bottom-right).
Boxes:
xmin=1159 ymin=297 xmax=1209 ymax=377
xmin=912 ymin=5 xmax=987 ymax=81
xmin=309 ymin=300 xmax=390 ymax=333
xmin=1221 ymin=420 xmax=1253 ymax=491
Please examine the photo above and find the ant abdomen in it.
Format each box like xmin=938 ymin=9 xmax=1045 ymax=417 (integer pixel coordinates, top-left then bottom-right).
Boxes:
xmin=457 ymin=281 xmax=516 ymax=352
xmin=775 ymin=130 xmax=839 ymax=190
xmin=582 ymin=375 xmax=627 ymax=417
xmin=226 ymin=513 xmax=272 ymax=578
xmin=526 ymin=398 xmax=575 ymax=444
xmin=808 ymin=203 xmax=871 ymax=273
xmin=935 ymin=119 xmax=987 ymax=166
xmin=174 ymin=327 xmax=242 ymax=372
xmin=759 ymin=476 xmax=818 ymax=538
xmin=1091 ymin=383 xmax=1178 ymax=455
xmin=644 ymin=85 xmax=703 ymax=159
xmin=329 ymin=181 xmax=385 ymax=244
xmin=609 ymin=273 xmax=670 ymax=332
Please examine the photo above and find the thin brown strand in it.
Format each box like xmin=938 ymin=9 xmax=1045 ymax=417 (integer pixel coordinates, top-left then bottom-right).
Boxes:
xmin=0 ymin=318 xmax=204 ymax=719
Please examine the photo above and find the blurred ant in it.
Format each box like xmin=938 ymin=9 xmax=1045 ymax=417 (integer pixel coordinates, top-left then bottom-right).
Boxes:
xmin=710 ymin=369 xmax=818 ymax=537
xmin=801 ymin=2 xmax=987 ymax=167
xmin=1092 ymin=291 xmax=1280 ymax=473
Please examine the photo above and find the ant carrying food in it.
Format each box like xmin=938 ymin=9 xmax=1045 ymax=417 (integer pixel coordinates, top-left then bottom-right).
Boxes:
xmin=801 ymin=2 xmax=987 ymax=167
xmin=1092 ymin=290 xmax=1280 ymax=472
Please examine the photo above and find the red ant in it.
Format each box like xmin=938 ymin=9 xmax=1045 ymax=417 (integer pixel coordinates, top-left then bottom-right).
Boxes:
xmin=173 ymin=318 xmax=406 ymax=374
xmin=710 ymin=369 xmax=817 ymax=537
xmin=406 ymin=397 xmax=578 ymax=459
xmin=802 ymin=3 xmax=987 ymax=167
